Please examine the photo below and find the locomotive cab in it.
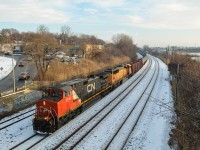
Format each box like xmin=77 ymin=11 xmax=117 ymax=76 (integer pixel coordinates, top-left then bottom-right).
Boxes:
xmin=33 ymin=88 xmax=64 ymax=133
xmin=33 ymin=86 xmax=82 ymax=134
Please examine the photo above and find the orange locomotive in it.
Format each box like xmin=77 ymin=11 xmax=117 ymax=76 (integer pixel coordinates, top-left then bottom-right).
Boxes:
xmin=33 ymin=57 xmax=146 ymax=133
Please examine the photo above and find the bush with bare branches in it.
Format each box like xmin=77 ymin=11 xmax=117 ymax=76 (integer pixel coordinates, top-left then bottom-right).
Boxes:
xmin=168 ymin=53 xmax=200 ymax=150
xmin=43 ymin=51 xmax=131 ymax=81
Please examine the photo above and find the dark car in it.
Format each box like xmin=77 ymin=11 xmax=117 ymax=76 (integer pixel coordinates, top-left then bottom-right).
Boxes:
xmin=18 ymin=61 xmax=24 ymax=67
xmin=4 ymin=51 xmax=11 ymax=55
xmin=18 ymin=72 xmax=30 ymax=80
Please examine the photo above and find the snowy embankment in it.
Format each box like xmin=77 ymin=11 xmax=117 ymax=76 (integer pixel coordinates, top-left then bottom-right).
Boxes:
xmin=32 ymin=56 xmax=174 ymax=150
xmin=32 ymin=58 xmax=151 ymax=150
xmin=180 ymin=52 xmax=200 ymax=61
xmin=137 ymin=53 xmax=143 ymax=59
xmin=0 ymin=56 xmax=16 ymax=80
xmin=0 ymin=106 xmax=36 ymax=149
xmin=124 ymin=57 xmax=174 ymax=150
xmin=0 ymin=55 xmax=174 ymax=150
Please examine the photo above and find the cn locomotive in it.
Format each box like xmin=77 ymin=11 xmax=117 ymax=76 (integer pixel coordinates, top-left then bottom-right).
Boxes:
xmin=33 ymin=56 xmax=147 ymax=133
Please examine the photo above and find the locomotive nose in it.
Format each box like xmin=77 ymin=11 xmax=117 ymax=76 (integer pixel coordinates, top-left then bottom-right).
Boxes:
xmin=33 ymin=118 xmax=55 ymax=134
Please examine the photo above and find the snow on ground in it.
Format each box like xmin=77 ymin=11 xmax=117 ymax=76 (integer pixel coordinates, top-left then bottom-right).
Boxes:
xmin=191 ymin=56 xmax=200 ymax=62
xmin=137 ymin=53 xmax=143 ymax=59
xmin=32 ymin=58 xmax=151 ymax=150
xmin=181 ymin=52 xmax=200 ymax=56
xmin=0 ymin=56 xmax=17 ymax=113
xmin=0 ymin=106 xmax=35 ymax=149
xmin=0 ymin=56 xmax=16 ymax=80
xmin=0 ymin=55 xmax=174 ymax=150
xmin=32 ymin=56 xmax=174 ymax=150
xmin=179 ymin=52 xmax=200 ymax=61
xmin=73 ymin=58 xmax=157 ymax=150
xmin=124 ymin=57 xmax=174 ymax=150
xmin=0 ymin=116 xmax=33 ymax=146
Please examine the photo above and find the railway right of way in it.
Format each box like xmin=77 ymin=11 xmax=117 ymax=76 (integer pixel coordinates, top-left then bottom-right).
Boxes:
xmin=31 ymin=56 xmax=159 ymax=150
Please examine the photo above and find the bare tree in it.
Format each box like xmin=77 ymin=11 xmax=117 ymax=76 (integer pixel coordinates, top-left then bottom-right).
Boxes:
xmin=112 ymin=34 xmax=137 ymax=60
xmin=37 ymin=25 xmax=49 ymax=35
xmin=1 ymin=28 xmax=20 ymax=42
xmin=78 ymin=34 xmax=105 ymax=45
xmin=166 ymin=53 xmax=200 ymax=150
xmin=60 ymin=25 xmax=73 ymax=44
xmin=23 ymin=25 xmax=58 ymax=80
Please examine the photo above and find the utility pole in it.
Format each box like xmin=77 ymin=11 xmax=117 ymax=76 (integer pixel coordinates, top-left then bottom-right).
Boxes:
xmin=43 ymin=44 xmax=48 ymax=69
xmin=176 ymin=63 xmax=180 ymax=102
xmin=165 ymin=48 xmax=167 ymax=63
xmin=172 ymin=47 xmax=174 ymax=62
xmin=166 ymin=46 xmax=169 ymax=64
xmin=12 ymin=52 xmax=16 ymax=92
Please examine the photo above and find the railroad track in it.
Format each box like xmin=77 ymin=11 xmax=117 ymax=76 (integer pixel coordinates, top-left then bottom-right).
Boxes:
xmin=1 ymin=59 xmax=151 ymax=149
xmin=10 ymin=133 xmax=37 ymax=149
xmin=30 ymin=57 xmax=153 ymax=149
xmin=0 ymin=106 xmax=50 ymax=150
xmin=10 ymin=133 xmax=48 ymax=150
xmin=105 ymin=57 xmax=159 ymax=149
xmin=0 ymin=107 xmax=35 ymax=124
xmin=54 ymin=58 xmax=158 ymax=150
xmin=0 ymin=108 xmax=35 ymax=131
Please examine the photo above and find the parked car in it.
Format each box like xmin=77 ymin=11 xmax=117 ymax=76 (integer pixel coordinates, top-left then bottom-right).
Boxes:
xmin=61 ymin=56 xmax=70 ymax=62
xmin=27 ymin=56 xmax=32 ymax=61
xmin=18 ymin=61 xmax=24 ymax=67
xmin=18 ymin=72 xmax=30 ymax=80
xmin=45 ymin=54 xmax=54 ymax=60
xmin=4 ymin=51 xmax=11 ymax=55
xmin=13 ymin=50 xmax=22 ymax=55
xmin=55 ymin=54 xmax=64 ymax=59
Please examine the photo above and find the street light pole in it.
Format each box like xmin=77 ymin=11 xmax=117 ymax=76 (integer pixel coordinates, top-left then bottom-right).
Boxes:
xmin=44 ymin=44 xmax=48 ymax=70
xmin=12 ymin=52 xmax=16 ymax=92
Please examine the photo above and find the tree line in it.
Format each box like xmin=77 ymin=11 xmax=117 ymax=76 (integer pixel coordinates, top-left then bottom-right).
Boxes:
xmin=0 ymin=25 xmax=137 ymax=81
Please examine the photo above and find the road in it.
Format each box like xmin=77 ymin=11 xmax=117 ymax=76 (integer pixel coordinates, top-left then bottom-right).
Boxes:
xmin=0 ymin=54 xmax=37 ymax=93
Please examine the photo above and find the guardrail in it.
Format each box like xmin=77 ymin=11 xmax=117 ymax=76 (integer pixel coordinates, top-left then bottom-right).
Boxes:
xmin=0 ymin=89 xmax=42 ymax=114
xmin=0 ymin=87 xmax=25 ymax=97
xmin=0 ymin=89 xmax=28 ymax=98
xmin=0 ymin=78 xmax=69 ymax=97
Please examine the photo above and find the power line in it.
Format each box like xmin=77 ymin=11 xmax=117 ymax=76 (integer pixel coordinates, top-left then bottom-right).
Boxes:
xmin=150 ymin=95 xmax=200 ymax=120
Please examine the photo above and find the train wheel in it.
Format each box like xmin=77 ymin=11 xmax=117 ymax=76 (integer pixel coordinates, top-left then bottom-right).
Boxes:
xmin=79 ymin=107 xmax=83 ymax=114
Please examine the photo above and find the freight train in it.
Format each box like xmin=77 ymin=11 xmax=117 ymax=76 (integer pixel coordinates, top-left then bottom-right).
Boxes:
xmin=33 ymin=56 xmax=148 ymax=133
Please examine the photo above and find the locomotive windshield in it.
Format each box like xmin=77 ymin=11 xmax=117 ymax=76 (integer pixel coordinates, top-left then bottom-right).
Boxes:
xmin=42 ymin=88 xmax=64 ymax=102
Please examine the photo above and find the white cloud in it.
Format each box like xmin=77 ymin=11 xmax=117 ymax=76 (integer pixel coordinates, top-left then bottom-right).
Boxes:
xmin=0 ymin=0 xmax=70 ymax=23
xmin=1 ymin=0 xmax=200 ymax=30
xmin=75 ymin=0 xmax=126 ymax=7
xmin=84 ymin=8 xmax=98 ymax=14
xmin=122 ymin=1 xmax=200 ymax=30
xmin=129 ymin=16 xmax=145 ymax=24
xmin=72 ymin=0 xmax=200 ymax=30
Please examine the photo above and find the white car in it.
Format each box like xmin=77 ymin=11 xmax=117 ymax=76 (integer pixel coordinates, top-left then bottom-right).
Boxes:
xmin=55 ymin=54 xmax=64 ymax=59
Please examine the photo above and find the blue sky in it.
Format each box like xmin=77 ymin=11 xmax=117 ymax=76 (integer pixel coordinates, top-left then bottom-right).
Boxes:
xmin=1 ymin=0 xmax=200 ymax=47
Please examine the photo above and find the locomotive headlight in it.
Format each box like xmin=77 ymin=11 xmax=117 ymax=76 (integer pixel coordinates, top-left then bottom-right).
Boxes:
xmin=45 ymin=117 xmax=49 ymax=120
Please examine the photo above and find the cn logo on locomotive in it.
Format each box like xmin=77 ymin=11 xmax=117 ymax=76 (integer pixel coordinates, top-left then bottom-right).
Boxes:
xmin=87 ymin=83 xmax=95 ymax=93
